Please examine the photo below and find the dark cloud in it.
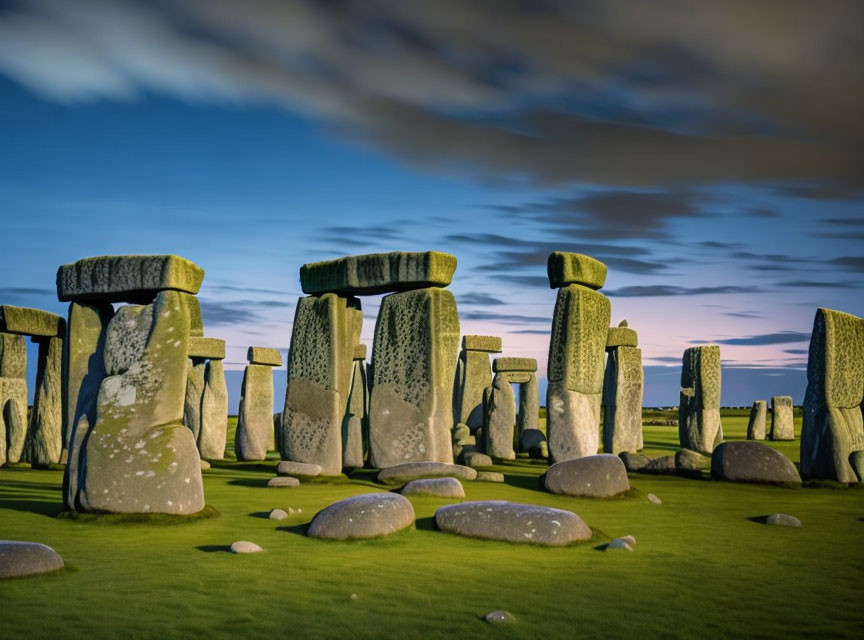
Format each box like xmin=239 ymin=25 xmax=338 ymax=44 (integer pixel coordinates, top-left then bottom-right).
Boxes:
xmin=0 ymin=287 xmax=55 ymax=297
xmin=747 ymin=207 xmax=780 ymax=218
xmin=700 ymin=240 xmax=742 ymax=250
xmin=773 ymin=183 xmax=864 ymax=202
xmin=459 ymin=310 xmax=549 ymax=325
xmin=783 ymin=348 xmax=808 ymax=354
xmin=458 ymin=292 xmax=506 ymax=306
xmin=606 ymin=285 xmax=761 ymax=297
xmin=198 ymin=300 xmax=261 ymax=326
xmin=723 ymin=311 xmax=762 ymax=319
xmin=0 ymin=1 xmax=860 ymax=188
xmin=708 ymin=331 xmax=810 ymax=346
xmin=646 ymin=356 xmax=683 ymax=363
xmin=777 ymin=280 xmax=858 ymax=288
xmin=827 ymin=256 xmax=864 ymax=272
xmin=508 ymin=329 xmax=550 ymax=335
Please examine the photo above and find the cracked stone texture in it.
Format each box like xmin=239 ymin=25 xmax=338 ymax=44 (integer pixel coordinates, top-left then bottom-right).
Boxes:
xmin=435 ymin=501 xmax=592 ymax=546
xmin=300 ymin=251 xmax=456 ymax=296
xmin=747 ymin=401 xmax=767 ymax=440
xmin=770 ymin=395 xmax=795 ymax=441
xmin=282 ymin=294 xmax=362 ymax=475
xmin=679 ymin=345 xmax=723 ymax=455
xmin=545 ymin=454 xmax=630 ymax=497
xmin=198 ymin=359 xmax=228 ymax=459
xmin=547 ymin=252 xmax=607 ymax=290
xmin=187 ymin=337 xmax=225 ymax=360
xmin=711 ymin=441 xmax=801 ymax=484
xmin=455 ymin=346 xmax=495 ymax=430
xmin=184 ymin=358 xmax=206 ymax=442
xmin=307 ymin=493 xmax=415 ymax=540
xmin=75 ymin=290 xmax=204 ymax=514
xmin=0 ymin=305 xmax=65 ymax=338
xmin=484 ymin=375 xmax=516 ymax=460
xmin=25 ymin=336 xmax=64 ymax=466
xmin=602 ymin=346 xmax=644 ymax=454
xmin=369 ymin=287 xmax=460 ymax=468
xmin=606 ymin=326 xmax=638 ymax=349
xmin=236 ymin=364 xmax=275 ymax=461
xmin=57 ymin=254 xmax=204 ymax=303
xmin=247 ymin=346 xmax=282 ymax=367
xmin=546 ymin=283 xmax=610 ymax=462
xmin=801 ymin=307 xmax=864 ymax=483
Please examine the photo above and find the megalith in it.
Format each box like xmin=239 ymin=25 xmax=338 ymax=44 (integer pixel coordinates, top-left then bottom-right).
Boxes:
xmin=602 ymin=320 xmax=643 ymax=454
xmin=455 ymin=335 xmax=501 ymax=431
xmin=770 ymin=395 xmax=794 ymax=441
xmin=679 ymin=345 xmax=723 ymax=455
xmin=189 ymin=337 xmax=228 ymax=460
xmin=343 ymin=343 xmax=368 ymax=469
xmin=747 ymin=400 xmax=767 ymax=440
xmin=545 ymin=252 xmax=611 ymax=462
xmin=58 ymin=254 xmax=205 ymax=514
xmin=0 ymin=331 xmax=27 ymax=465
xmin=236 ymin=347 xmax=282 ymax=461
xmin=800 ymin=307 xmax=864 ymax=483
xmin=484 ymin=357 xmax=539 ymax=460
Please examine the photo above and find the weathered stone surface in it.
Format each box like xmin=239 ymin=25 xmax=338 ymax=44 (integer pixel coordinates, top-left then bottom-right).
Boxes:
xmin=75 ymin=290 xmax=204 ymax=514
xmin=282 ymin=294 xmax=361 ymax=475
xmin=276 ymin=460 xmax=322 ymax=477
xmin=475 ymin=471 xmax=505 ymax=482
xmin=0 ymin=332 xmax=26 ymax=378
xmin=184 ymin=358 xmax=206 ymax=442
xmin=268 ymin=476 xmax=300 ymax=488
xmin=546 ymin=282 xmax=610 ymax=462
xmin=643 ymin=455 xmax=676 ymax=474
xmin=231 ymin=541 xmax=263 ymax=554
xmin=711 ymin=442 xmax=801 ymax=484
xmin=0 ymin=305 xmax=65 ymax=337
xmin=307 ymin=493 xmax=415 ymax=540
xmin=747 ymin=401 xmax=767 ymax=440
xmin=187 ymin=337 xmax=225 ymax=360
xmin=647 ymin=493 xmax=662 ymax=505
xmin=679 ymin=345 xmax=723 ymax=455
xmin=464 ymin=452 xmax=492 ymax=467
xmin=269 ymin=508 xmax=289 ymax=520
xmin=764 ymin=513 xmax=802 ymax=527
xmin=402 ymin=477 xmax=465 ymax=498
xmin=343 ymin=357 xmax=368 ymax=469
xmin=199 ymin=459 xmax=210 ymax=471
xmin=493 ymin=357 xmax=537 ymax=373
xmin=247 ymin=347 xmax=282 ymax=367
xmin=198 ymin=359 xmax=228 ymax=460
xmin=801 ymin=308 xmax=864 ymax=483
xmin=619 ymin=451 xmax=650 ymax=472
xmin=378 ymin=461 xmax=477 ymax=484
xmin=300 ymin=251 xmax=456 ymax=296
xmin=484 ymin=611 xmax=516 ymax=624
xmin=770 ymin=395 xmax=795 ymax=441
xmin=235 ymin=364 xmax=275 ymax=461
xmin=517 ymin=373 xmax=540 ymax=431
xmin=462 ymin=335 xmax=502 ymax=353
xmin=57 ymin=255 xmax=204 ymax=303
xmin=369 ymin=287 xmax=459 ymax=468
xmin=606 ymin=322 xmax=638 ymax=349
xmin=547 ymin=252 xmax=607 ymax=289
xmin=675 ymin=448 xmax=711 ymax=473
xmin=545 ymin=454 xmax=630 ymax=497
xmin=26 ymin=336 xmax=63 ymax=466
xmin=455 ymin=346 xmax=495 ymax=430
xmin=435 ymin=501 xmax=592 ymax=546
xmin=602 ymin=345 xmax=644 ymax=454
xmin=0 ymin=332 xmax=28 ymax=465
xmin=0 ymin=541 xmax=64 ymax=579
xmin=519 ymin=428 xmax=546 ymax=457
xmin=484 ymin=376 xmax=516 ymax=460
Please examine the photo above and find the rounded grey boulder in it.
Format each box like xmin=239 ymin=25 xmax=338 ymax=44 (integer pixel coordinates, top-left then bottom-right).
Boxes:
xmin=463 ymin=452 xmax=492 ymax=468
xmin=230 ymin=541 xmax=263 ymax=554
xmin=484 ymin=610 xmax=516 ymax=624
xmin=435 ymin=500 xmax=592 ymax=546
xmin=269 ymin=508 xmax=289 ymax=520
xmin=307 ymin=493 xmax=415 ymax=540
xmin=647 ymin=493 xmax=662 ymax=505
xmin=402 ymin=477 xmax=465 ymax=498
xmin=276 ymin=461 xmax=322 ymax=477
xmin=545 ymin=454 xmax=630 ymax=498
xmin=676 ymin=448 xmax=711 ymax=473
xmin=619 ymin=451 xmax=650 ymax=472
xmin=268 ymin=476 xmax=300 ymax=488
xmin=0 ymin=541 xmax=64 ymax=579
xmin=377 ymin=461 xmax=477 ymax=484
xmin=475 ymin=471 xmax=505 ymax=483
xmin=764 ymin=513 xmax=803 ymax=527
xmin=711 ymin=442 xmax=801 ymax=484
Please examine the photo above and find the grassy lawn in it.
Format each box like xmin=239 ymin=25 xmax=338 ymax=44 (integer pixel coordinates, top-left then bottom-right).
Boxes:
xmin=1 ymin=412 xmax=862 ymax=639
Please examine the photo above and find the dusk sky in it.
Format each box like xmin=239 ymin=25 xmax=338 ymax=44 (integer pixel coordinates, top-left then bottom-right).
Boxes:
xmin=1 ymin=1 xmax=861 ymax=408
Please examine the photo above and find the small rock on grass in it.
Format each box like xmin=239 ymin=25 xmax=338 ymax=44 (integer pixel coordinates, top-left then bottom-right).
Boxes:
xmin=200 ymin=459 xmax=211 ymax=471
xmin=647 ymin=493 xmax=662 ymax=505
xmin=475 ymin=471 xmax=504 ymax=483
xmin=484 ymin=610 xmax=516 ymax=624
xmin=269 ymin=508 xmax=288 ymax=520
xmin=607 ymin=538 xmax=634 ymax=551
xmin=231 ymin=541 xmax=263 ymax=554
xmin=268 ymin=476 xmax=300 ymax=488
xmin=764 ymin=513 xmax=802 ymax=527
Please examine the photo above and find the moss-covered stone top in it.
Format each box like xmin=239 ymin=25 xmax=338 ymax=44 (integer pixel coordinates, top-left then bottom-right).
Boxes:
xmin=547 ymin=252 xmax=607 ymax=289
xmin=493 ymin=357 xmax=538 ymax=373
xmin=353 ymin=343 xmax=367 ymax=360
xmin=606 ymin=326 xmax=638 ymax=349
xmin=247 ymin=346 xmax=282 ymax=367
xmin=57 ymin=255 xmax=204 ymax=303
xmin=188 ymin=337 xmax=226 ymax=360
xmin=771 ymin=395 xmax=793 ymax=408
xmin=0 ymin=305 xmax=65 ymax=337
xmin=300 ymin=251 xmax=456 ymax=296
xmin=462 ymin=335 xmax=502 ymax=352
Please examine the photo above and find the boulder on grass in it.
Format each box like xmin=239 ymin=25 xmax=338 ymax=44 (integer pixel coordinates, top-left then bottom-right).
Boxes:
xmin=676 ymin=448 xmax=711 ymax=474
xmin=711 ymin=442 xmax=801 ymax=485
xmin=619 ymin=451 xmax=650 ymax=472
xmin=307 ymin=493 xmax=415 ymax=540
xmin=276 ymin=461 xmax=322 ymax=477
xmin=545 ymin=454 xmax=630 ymax=498
xmin=0 ymin=541 xmax=64 ymax=579
xmin=764 ymin=513 xmax=802 ymax=527
xmin=377 ymin=461 xmax=477 ymax=484
xmin=402 ymin=477 xmax=464 ymax=498
xmin=268 ymin=477 xmax=300 ymax=488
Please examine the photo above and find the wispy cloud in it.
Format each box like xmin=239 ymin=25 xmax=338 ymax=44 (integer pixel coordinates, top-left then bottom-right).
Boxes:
xmin=698 ymin=331 xmax=811 ymax=346
xmin=606 ymin=285 xmax=761 ymax=297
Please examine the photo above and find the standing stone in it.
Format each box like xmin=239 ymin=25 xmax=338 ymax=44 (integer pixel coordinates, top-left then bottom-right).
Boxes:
xmin=747 ymin=401 xmax=767 ymax=440
xmin=602 ymin=320 xmax=643 ymax=454
xmin=199 ymin=358 xmax=228 ymax=460
xmin=0 ymin=332 xmax=27 ymax=464
xmin=27 ymin=336 xmax=63 ymax=466
xmin=801 ymin=308 xmax=864 ymax=483
xmin=455 ymin=335 xmax=501 ymax=431
xmin=484 ymin=375 xmax=516 ymax=460
xmin=770 ymin=395 xmax=794 ymax=441
xmin=545 ymin=253 xmax=611 ymax=462
xmin=236 ymin=347 xmax=282 ymax=461
xmin=679 ymin=345 xmax=723 ymax=455
xmin=281 ymin=294 xmax=361 ymax=475
xmin=343 ymin=344 xmax=368 ymax=469
xmin=369 ymin=287 xmax=460 ymax=468
xmin=184 ymin=358 xmax=206 ymax=442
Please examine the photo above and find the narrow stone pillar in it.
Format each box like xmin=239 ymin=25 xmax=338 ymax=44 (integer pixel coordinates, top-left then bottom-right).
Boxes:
xmin=679 ymin=345 xmax=723 ymax=455
xmin=184 ymin=358 xmax=206 ymax=442
xmin=187 ymin=337 xmax=228 ymax=460
xmin=801 ymin=307 xmax=864 ymax=483
xmin=27 ymin=336 xmax=63 ymax=466
xmin=545 ymin=253 xmax=611 ymax=462
xmin=455 ymin=335 xmax=501 ymax=430
xmin=770 ymin=395 xmax=794 ymax=440
xmin=236 ymin=347 xmax=282 ymax=461
xmin=484 ymin=374 xmax=516 ymax=460
xmin=602 ymin=320 xmax=643 ymax=454
xmin=0 ymin=332 xmax=27 ymax=465
xmin=343 ymin=343 xmax=368 ymax=469
xmin=747 ymin=400 xmax=767 ymax=440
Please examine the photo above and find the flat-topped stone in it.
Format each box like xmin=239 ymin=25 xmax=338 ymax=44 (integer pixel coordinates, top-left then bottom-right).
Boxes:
xmin=267 ymin=476 xmax=300 ymax=488
xmin=475 ymin=471 xmax=505 ymax=483
xmin=435 ymin=501 xmax=592 ymax=546
xmin=462 ymin=335 xmax=502 ymax=352
xmin=402 ymin=477 xmax=465 ymax=498
xmin=307 ymin=493 xmax=415 ymax=540
xmin=353 ymin=343 xmax=367 ymax=360
xmin=377 ymin=461 xmax=477 ymax=484
xmin=711 ymin=442 xmax=801 ymax=484
xmin=545 ymin=454 xmax=630 ymax=497
xmin=247 ymin=347 xmax=282 ymax=367
xmin=0 ymin=541 xmax=64 ymax=579
xmin=606 ymin=326 xmax=638 ymax=349
xmin=57 ymin=255 xmax=204 ymax=303
xmin=300 ymin=251 xmax=456 ymax=296
xmin=0 ymin=306 xmax=65 ymax=337
xmin=492 ymin=357 xmax=537 ymax=373
xmin=188 ymin=337 xmax=226 ymax=360
xmin=547 ymin=252 xmax=607 ymax=290
xmin=276 ymin=461 xmax=322 ymax=477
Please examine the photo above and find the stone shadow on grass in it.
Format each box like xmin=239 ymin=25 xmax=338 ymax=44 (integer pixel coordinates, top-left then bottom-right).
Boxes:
xmin=227 ymin=478 xmax=272 ymax=488
xmin=195 ymin=545 xmax=233 ymax=553
xmin=414 ymin=516 xmax=436 ymax=531
xmin=276 ymin=523 xmax=309 ymax=537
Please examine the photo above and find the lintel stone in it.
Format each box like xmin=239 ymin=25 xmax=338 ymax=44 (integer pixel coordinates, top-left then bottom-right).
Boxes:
xmin=0 ymin=305 xmax=65 ymax=338
xmin=247 ymin=346 xmax=282 ymax=367
xmin=188 ymin=337 xmax=226 ymax=360
xmin=462 ymin=335 xmax=502 ymax=353
xmin=493 ymin=357 xmax=537 ymax=373
xmin=606 ymin=327 xmax=638 ymax=349
xmin=547 ymin=252 xmax=607 ymax=290
xmin=353 ymin=343 xmax=367 ymax=360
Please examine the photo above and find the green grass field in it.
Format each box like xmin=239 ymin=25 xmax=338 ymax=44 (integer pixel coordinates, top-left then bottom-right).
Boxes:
xmin=1 ymin=412 xmax=863 ymax=639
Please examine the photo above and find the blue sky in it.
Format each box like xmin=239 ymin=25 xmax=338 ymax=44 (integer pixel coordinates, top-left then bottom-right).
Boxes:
xmin=1 ymin=1 xmax=861 ymax=408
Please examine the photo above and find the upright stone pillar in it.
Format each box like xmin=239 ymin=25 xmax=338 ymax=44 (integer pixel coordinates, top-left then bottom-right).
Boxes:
xmin=0 ymin=332 xmax=27 ymax=465
xmin=57 ymin=254 xmax=206 ymax=514
xmin=184 ymin=359 xmax=206 ymax=442
xmin=602 ymin=320 xmax=644 ymax=454
xmin=770 ymin=396 xmax=794 ymax=440
xmin=343 ymin=343 xmax=368 ymax=469
xmin=236 ymin=347 xmax=282 ymax=461
xmin=484 ymin=357 xmax=539 ymax=460
xmin=455 ymin=335 xmax=501 ymax=431
xmin=679 ymin=345 xmax=723 ymax=455
xmin=545 ymin=252 xmax=611 ymax=462
xmin=800 ymin=307 xmax=864 ymax=483
xmin=747 ymin=400 xmax=767 ymax=440
xmin=188 ymin=337 xmax=228 ymax=460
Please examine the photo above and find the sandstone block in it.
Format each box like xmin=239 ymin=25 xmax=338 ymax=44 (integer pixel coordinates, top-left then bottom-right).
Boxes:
xmin=770 ymin=395 xmax=794 ymax=440
xmin=188 ymin=337 xmax=226 ymax=360
xmin=276 ymin=460 xmax=323 ymax=477
xmin=545 ymin=454 xmax=630 ymax=497
xmin=0 ymin=305 xmax=65 ymax=337
xmin=247 ymin=347 xmax=282 ymax=367
xmin=602 ymin=345 xmax=644 ymax=454
xmin=402 ymin=477 xmax=465 ymax=498
xmin=462 ymin=335 xmax=502 ymax=353
xmin=679 ymin=345 xmax=723 ymax=455
xmin=235 ymin=364 xmax=275 ymax=461
xmin=547 ymin=252 xmax=607 ymax=289
xmin=377 ymin=461 xmax=477 ymax=484
xmin=747 ymin=401 xmax=767 ymax=440
xmin=198 ymin=359 xmax=228 ymax=460
xmin=493 ymin=357 xmax=537 ymax=373
xmin=484 ymin=376 xmax=516 ymax=460
xmin=26 ymin=336 xmax=63 ymax=466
